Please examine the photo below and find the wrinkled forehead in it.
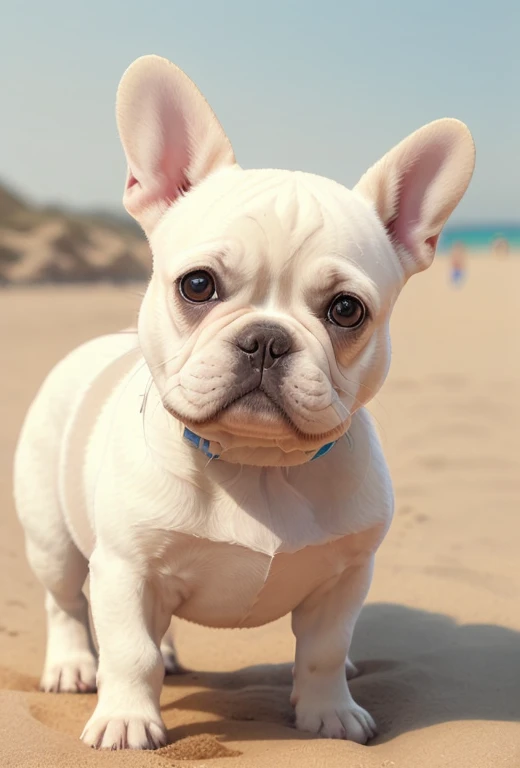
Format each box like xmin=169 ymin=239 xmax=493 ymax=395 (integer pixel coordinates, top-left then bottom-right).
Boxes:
xmin=151 ymin=167 xmax=403 ymax=295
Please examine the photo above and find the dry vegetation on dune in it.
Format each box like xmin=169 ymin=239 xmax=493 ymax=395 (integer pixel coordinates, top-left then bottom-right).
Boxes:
xmin=0 ymin=183 xmax=150 ymax=285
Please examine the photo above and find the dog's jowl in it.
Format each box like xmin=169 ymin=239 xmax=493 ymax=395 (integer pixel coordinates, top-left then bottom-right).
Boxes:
xmin=14 ymin=55 xmax=475 ymax=750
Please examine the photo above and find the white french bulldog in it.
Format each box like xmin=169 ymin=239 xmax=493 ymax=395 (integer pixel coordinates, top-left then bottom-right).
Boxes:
xmin=14 ymin=55 xmax=475 ymax=750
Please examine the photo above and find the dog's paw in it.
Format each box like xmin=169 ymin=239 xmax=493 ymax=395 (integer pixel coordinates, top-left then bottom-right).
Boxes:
xmin=295 ymin=698 xmax=376 ymax=743
xmin=40 ymin=652 xmax=97 ymax=693
xmin=81 ymin=715 xmax=167 ymax=750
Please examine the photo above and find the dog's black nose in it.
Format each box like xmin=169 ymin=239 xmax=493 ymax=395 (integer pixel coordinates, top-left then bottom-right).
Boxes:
xmin=235 ymin=323 xmax=292 ymax=370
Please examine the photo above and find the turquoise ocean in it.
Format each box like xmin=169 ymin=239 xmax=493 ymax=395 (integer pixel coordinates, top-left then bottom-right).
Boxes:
xmin=439 ymin=224 xmax=520 ymax=253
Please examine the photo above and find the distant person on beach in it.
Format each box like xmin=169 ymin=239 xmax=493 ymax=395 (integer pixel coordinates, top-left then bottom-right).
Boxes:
xmin=450 ymin=241 xmax=466 ymax=286
xmin=491 ymin=237 xmax=509 ymax=258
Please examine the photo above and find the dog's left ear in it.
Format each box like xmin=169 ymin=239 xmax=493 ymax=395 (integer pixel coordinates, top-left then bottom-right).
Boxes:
xmin=116 ymin=55 xmax=236 ymax=233
xmin=354 ymin=119 xmax=475 ymax=278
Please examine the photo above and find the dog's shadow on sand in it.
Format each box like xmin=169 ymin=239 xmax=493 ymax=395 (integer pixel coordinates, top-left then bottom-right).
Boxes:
xmin=163 ymin=603 xmax=520 ymax=744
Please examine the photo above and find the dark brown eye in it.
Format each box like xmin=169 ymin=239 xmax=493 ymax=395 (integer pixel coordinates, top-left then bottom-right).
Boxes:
xmin=179 ymin=270 xmax=217 ymax=303
xmin=328 ymin=294 xmax=366 ymax=328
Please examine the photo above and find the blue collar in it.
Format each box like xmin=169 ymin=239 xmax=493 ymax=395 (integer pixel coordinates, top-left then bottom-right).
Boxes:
xmin=183 ymin=426 xmax=337 ymax=463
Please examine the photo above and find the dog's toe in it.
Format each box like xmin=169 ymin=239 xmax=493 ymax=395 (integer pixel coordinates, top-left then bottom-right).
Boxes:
xmin=81 ymin=715 xmax=167 ymax=750
xmin=40 ymin=653 xmax=97 ymax=693
xmin=296 ymin=699 xmax=376 ymax=743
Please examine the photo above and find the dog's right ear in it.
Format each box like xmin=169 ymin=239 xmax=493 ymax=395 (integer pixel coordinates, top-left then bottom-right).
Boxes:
xmin=116 ymin=55 xmax=236 ymax=233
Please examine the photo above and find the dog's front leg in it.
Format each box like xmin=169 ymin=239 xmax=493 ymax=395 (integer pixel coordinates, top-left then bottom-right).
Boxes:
xmin=81 ymin=547 xmax=171 ymax=750
xmin=291 ymin=557 xmax=376 ymax=743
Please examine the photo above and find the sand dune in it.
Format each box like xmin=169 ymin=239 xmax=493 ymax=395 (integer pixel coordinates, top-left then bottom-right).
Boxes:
xmin=1 ymin=256 xmax=520 ymax=767
xmin=0 ymin=183 xmax=149 ymax=285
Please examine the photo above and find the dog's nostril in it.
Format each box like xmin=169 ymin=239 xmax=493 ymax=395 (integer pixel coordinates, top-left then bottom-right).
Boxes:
xmin=238 ymin=338 xmax=260 ymax=354
xmin=269 ymin=338 xmax=291 ymax=359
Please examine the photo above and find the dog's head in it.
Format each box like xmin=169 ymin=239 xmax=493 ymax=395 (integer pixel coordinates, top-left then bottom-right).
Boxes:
xmin=116 ymin=55 xmax=475 ymax=465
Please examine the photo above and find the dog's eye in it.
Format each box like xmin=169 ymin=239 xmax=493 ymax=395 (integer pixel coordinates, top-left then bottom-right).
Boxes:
xmin=179 ymin=270 xmax=217 ymax=303
xmin=327 ymin=294 xmax=366 ymax=329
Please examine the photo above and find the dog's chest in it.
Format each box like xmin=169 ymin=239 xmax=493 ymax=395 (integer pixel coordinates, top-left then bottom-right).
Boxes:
xmin=157 ymin=530 xmax=365 ymax=628
xmin=57 ymin=340 xmax=390 ymax=629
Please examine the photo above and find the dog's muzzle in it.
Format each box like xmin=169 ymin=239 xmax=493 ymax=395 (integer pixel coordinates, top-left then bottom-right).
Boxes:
xmin=181 ymin=320 xmax=351 ymax=463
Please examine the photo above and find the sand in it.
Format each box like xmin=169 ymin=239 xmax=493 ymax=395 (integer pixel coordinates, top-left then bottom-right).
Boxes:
xmin=1 ymin=256 xmax=520 ymax=768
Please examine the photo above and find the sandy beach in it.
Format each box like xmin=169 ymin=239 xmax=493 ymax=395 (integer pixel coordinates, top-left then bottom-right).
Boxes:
xmin=1 ymin=255 xmax=520 ymax=768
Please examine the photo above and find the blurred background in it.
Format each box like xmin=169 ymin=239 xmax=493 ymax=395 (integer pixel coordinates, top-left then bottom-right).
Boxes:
xmin=2 ymin=4 xmax=520 ymax=766
xmin=1 ymin=0 xmax=519 ymax=283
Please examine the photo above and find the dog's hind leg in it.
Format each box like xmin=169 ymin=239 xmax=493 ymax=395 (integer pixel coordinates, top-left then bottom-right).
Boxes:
xmin=16 ymin=456 xmax=97 ymax=692
xmin=14 ymin=365 xmax=97 ymax=693
xmin=345 ymin=657 xmax=359 ymax=679
xmin=160 ymin=625 xmax=183 ymax=675
xmin=26 ymin=536 xmax=97 ymax=692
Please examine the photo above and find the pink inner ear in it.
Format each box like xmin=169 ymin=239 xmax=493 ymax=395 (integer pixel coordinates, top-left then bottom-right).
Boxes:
xmin=126 ymin=173 xmax=139 ymax=190
xmin=123 ymin=100 xmax=194 ymax=217
xmin=157 ymin=103 xmax=194 ymax=201
xmin=386 ymin=142 xmax=448 ymax=257
xmin=124 ymin=160 xmax=192 ymax=218
xmin=426 ymin=233 xmax=439 ymax=251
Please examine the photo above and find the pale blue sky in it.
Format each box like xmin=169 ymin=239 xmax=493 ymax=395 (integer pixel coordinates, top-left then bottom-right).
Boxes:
xmin=2 ymin=0 xmax=519 ymax=222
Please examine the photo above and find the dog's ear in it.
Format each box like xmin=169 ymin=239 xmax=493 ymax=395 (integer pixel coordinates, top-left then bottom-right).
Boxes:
xmin=354 ymin=119 xmax=475 ymax=278
xmin=116 ymin=55 xmax=236 ymax=232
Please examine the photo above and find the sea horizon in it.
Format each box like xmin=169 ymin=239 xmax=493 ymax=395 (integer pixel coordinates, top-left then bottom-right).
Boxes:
xmin=439 ymin=223 xmax=520 ymax=252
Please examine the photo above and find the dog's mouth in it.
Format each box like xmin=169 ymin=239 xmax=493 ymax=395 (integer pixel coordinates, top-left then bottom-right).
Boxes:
xmin=165 ymin=385 xmax=347 ymax=444
xmin=168 ymin=384 xmax=294 ymax=434
xmin=214 ymin=388 xmax=307 ymax=440
xmin=219 ymin=388 xmax=288 ymax=424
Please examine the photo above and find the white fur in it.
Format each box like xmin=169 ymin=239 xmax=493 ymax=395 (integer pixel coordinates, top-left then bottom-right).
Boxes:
xmin=13 ymin=55 xmax=475 ymax=750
